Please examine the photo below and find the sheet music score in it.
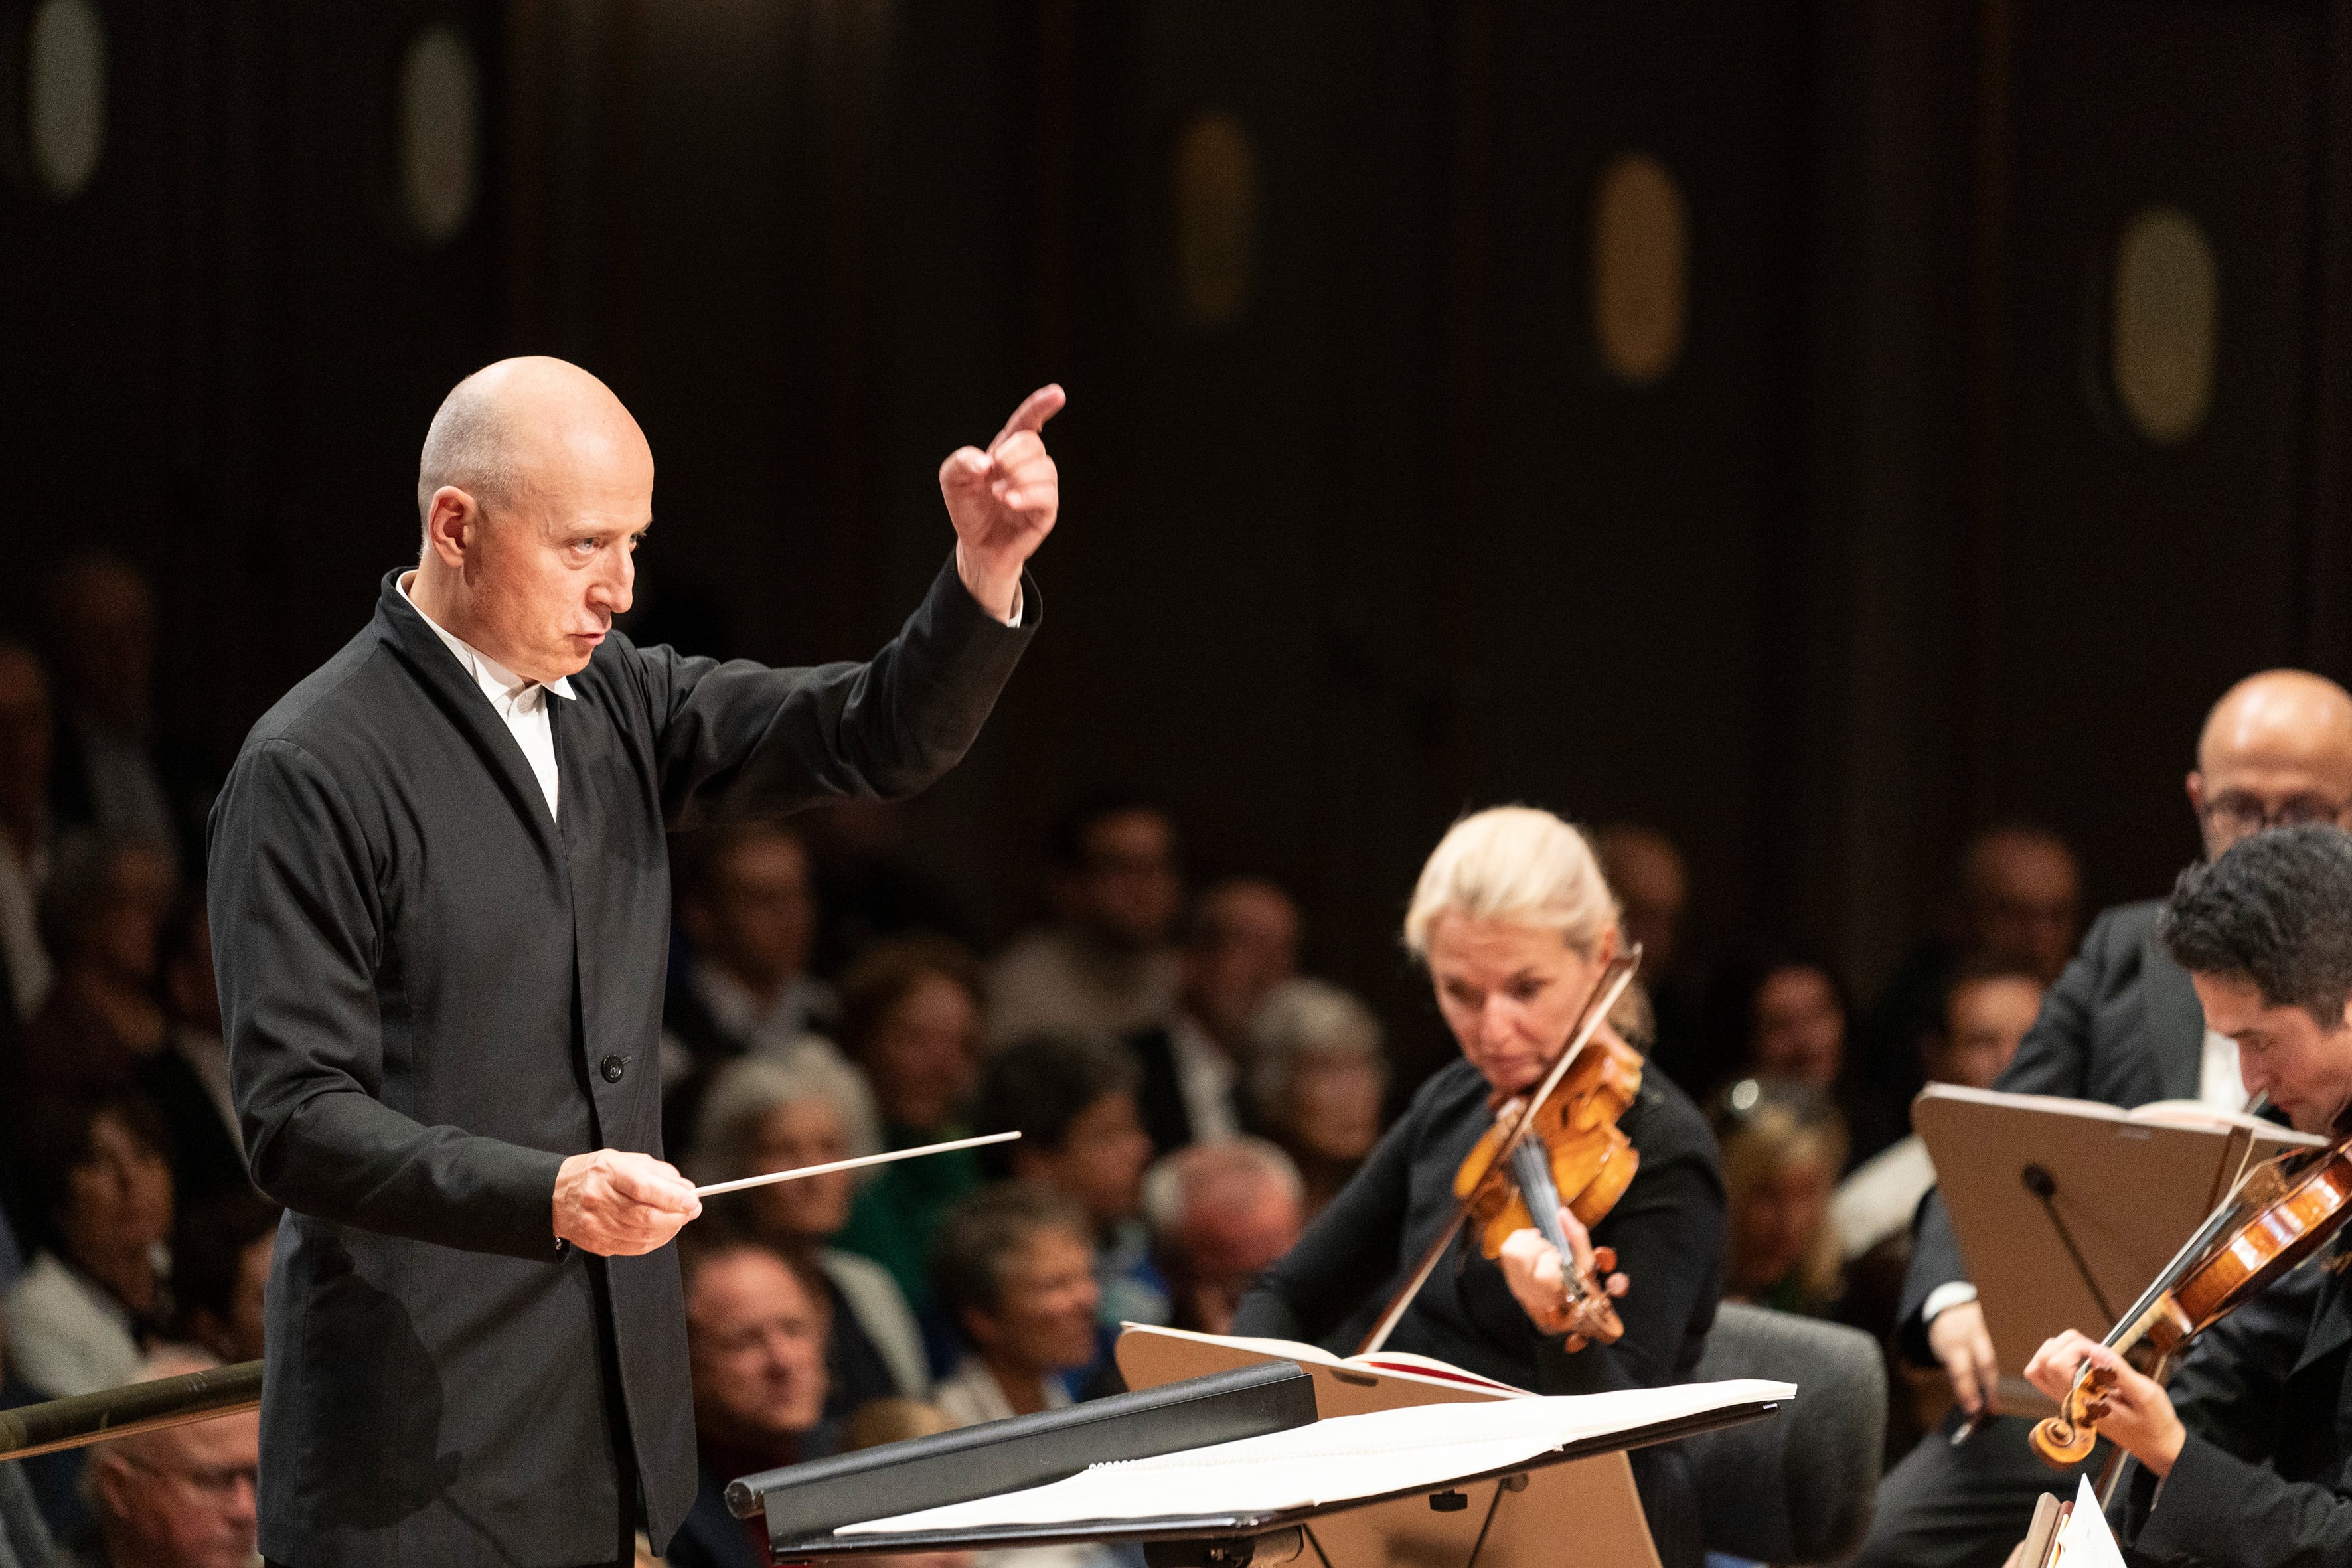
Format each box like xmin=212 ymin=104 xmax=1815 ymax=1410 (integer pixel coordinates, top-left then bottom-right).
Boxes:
xmin=836 ymin=1379 xmax=1794 ymax=1537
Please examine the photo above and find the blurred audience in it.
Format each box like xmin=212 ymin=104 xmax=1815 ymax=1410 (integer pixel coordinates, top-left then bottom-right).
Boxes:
xmin=929 ymin=1184 xmax=1101 ymax=1422
xmin=6 ymin=1093 xmax=175 ymax=1398
xmin=1141 ymin=1139 xmax=1304 ymax=1334
xmin=1744 ymin=959 xmax=1848 ymax=1089
xmin=72 ymin=1348 xmax=256 ymax=1568
xmin=1125 ymin=877 xmax=1300 ymax=1155
xmin=41 ymin=557 xmax=212 ymax=876
xmin=989 ymin=795 xmax=1182 ymax=1047
xmin=1713 ymin=1078 xmax=1848 ymax=1318
xmin=671 ymin=1234 xmax=835 ymax=1568
xmin=0 ymin=639 xmax=56 ymax=1042
xmin=802 ymin=800 xmax=984 ymax=980
xmin=169 ymin=1191 xmax=278 ymax=1366
xmin=1835 ymin=959 xmax=2043 ymax=1462
xmin=689 ymin=1057 xmax=927 ymax=1415
xmin=829 ymin=937 xmax=990 ymax=1328
xmin=136 ymin=898 xmax=244 ymax=1212
xmin=17 ymin=835 xmax=175 ymax=1100
xmin=664 ymin=821 xmax=874 ymax=1156
xmin=1595 ymin=824 xmax=1704 ymax=1082
xmin=1243 ymin=979 xmax=1387 ymax=1217
xmin=0 ymin=1295 xmax=88 ymax=1548
xmin=1854 ymin=824 xmax=2080 ymax=1159
xmin=1833 ymin=960 xmax=2043 ymax=1265
xmin=976 ymin=1036 xmax=1165 ymax=1338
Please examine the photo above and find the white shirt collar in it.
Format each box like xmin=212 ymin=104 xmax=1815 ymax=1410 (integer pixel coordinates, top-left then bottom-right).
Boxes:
xmin=396 ymin=572 xmax=576 ymax=708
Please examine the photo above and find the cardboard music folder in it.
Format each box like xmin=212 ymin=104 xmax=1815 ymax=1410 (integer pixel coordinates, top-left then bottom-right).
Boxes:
xmin=1113 ymin=1325 xmax=1665 ymax=1568
xmin=1912 ymin=1085 xmax=2321 ymax=1411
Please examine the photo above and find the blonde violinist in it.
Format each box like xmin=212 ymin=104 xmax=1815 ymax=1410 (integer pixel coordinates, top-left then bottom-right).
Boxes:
xmin=1232 ymin=807 xmax=1725 ymax=1568
xmin=2019 ymin=824 xmax=2352 ymax=1568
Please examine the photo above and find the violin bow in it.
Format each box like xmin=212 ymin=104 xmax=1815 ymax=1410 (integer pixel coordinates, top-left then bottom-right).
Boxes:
xmin=1355 ymin=945 xmax=1643 ymax=1357
xmin=691 ymin=1131 xmax=1019 ymax=1198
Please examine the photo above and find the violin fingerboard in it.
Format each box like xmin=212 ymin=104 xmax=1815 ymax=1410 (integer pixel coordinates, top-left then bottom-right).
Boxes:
xmin=1508 ymin=1140 xmax=1577 ymax=1257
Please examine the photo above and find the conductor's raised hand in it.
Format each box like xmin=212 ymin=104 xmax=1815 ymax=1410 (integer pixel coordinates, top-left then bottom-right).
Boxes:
xmin=553 ymin=1149 xmax=702 ymax=1256
xmin=940 ymin=384 xmax=1065 ymax=621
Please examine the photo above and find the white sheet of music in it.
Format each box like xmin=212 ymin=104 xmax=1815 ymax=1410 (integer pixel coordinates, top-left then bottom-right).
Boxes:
xmin=2051 ymin=1476 xmax=2127 ymax=1568
xmin=836 ymin=1379 xmax=1794 ymax=1537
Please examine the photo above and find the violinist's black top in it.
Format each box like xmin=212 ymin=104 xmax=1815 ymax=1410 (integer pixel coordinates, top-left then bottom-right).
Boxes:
xmin=1232 ymin=1056 xmax=1725 ymax=1396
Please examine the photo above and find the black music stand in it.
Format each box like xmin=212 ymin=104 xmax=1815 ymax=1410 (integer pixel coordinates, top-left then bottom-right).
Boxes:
xmin=734 ymin=1368 xmax=1784 ymax=1568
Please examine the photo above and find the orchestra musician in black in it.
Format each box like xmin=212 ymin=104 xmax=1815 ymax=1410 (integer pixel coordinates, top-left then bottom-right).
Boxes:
xmin=1232 ymin=805 xmax=1725 ymax=1568
xmin=2021 ymin=824 xmax=2352 ymax=1568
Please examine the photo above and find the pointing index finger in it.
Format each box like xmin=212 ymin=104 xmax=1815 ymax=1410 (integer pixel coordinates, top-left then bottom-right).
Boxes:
xmin=989 ymin=384 xmax=1067 ymax=453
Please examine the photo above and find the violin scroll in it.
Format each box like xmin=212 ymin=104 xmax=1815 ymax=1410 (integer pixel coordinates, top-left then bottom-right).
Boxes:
xmin=2027 ymin=1362 xmax=2116 ymax=1467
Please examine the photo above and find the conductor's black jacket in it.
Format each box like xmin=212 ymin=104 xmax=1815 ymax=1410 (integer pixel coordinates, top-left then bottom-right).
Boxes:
xmin=210 ymin=556 xmax=1034 ymax=1568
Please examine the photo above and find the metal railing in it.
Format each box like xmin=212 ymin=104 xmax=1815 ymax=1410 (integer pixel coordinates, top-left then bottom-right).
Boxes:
xmin=0 ymin=1360 xmax=262 ymax=1462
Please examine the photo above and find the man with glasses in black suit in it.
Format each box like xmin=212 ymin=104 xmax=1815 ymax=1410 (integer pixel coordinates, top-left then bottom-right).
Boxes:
xmin=1858 ymin=668 xmax=2352 ymax=1568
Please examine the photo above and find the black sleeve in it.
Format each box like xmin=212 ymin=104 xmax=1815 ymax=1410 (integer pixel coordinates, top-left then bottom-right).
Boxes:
xmin=212 ymin=739 xmax=565 ymax=1261
xmin=1230 ymin=1109 xmax=1419 ymax=1344
xmin=1893 ymin=914 xmax=2124 ymax=1360
xmin=1989 ymin=909 xmax=2124 ymax=1101
xmin=2114 ymin=1263 xmax=2334 ymax=1565
xmin=1539 ymin=1101 xmax=1725 ymax=1394
xmin=637 ymin=552 xmax=1038 ymax=823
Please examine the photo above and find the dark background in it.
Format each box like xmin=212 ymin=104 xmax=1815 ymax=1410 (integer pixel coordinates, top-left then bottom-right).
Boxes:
xmin=9 ymin=0 xmax=2351 ymax=1071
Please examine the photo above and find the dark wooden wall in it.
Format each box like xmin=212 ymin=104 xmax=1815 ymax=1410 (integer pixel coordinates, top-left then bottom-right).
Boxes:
xmin=9 ymin=0 xmax=2352 ymax=1075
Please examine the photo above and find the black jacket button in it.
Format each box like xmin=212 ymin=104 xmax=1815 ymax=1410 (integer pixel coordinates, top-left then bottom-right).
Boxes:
xmin=600 ymin=1055 xmax=625 ymax=1084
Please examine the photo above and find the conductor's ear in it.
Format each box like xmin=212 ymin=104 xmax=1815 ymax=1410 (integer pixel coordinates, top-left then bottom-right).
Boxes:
xmin=423 ymin=486 xmax=483 ymax=570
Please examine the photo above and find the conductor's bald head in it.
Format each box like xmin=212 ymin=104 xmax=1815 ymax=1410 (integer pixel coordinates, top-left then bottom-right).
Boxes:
xmin=408 ymin=357 xmax=654 ymax=686
xmin=2189 ymin=669 xmax=2352 ymax=858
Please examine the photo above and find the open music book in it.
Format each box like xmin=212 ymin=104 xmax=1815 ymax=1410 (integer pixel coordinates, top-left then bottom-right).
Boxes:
xmin=1114 ymin=1324 xmax=1664 ymax=1568
xmin=1118 ymin=1322 xmax=1529 ymax=1399
xmin=835 ymin=1379 xmax=1796 ymax=1537
xmin=1914 ymin=1084 xmax=2322 ymax=1410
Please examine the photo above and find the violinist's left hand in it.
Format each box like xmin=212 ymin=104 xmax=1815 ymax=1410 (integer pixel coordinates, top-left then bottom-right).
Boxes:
xmin=2023 ymin=1330 xmax=2188 ymax=1477
xmin=1499 ymin=1205 xmax=1627 ymax=1346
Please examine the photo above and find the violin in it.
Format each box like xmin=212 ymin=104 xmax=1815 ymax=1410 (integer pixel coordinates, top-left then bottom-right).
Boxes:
xmin=1356 ymin=948 xmax=1646 ymax=1356
xmin=2030 ymin=1117 xmax=2352 ymax=1467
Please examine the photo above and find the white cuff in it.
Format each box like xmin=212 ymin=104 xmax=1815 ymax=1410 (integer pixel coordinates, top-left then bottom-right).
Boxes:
xmin=1922 ymin=1282 xmax=1980 ymax=1324
xmin=1002 ymin=584 xmax=1024 ymax=628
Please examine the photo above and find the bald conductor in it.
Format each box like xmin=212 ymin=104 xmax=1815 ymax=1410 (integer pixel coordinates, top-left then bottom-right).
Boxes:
xmin=209 ymin=359 xmax=1062 ymax=1568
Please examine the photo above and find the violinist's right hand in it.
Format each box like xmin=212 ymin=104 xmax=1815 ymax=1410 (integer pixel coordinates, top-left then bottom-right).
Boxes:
xmin=1928 ymin=1298 xmax=2001 ymax=1418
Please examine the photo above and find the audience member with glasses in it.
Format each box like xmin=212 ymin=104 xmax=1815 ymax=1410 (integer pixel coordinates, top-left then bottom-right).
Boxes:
xmin=76 ymin=1347 xmax=258 ymax=1568
xmin=1855 ymin=668 xmax=2352 ymax=1568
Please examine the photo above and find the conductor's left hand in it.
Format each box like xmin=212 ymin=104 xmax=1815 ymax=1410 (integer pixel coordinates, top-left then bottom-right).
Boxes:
xmin=941 ymin=384 xmax=1065 ymax=621
xmin=554 ymin=1149 xmax=702 ymax=1256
